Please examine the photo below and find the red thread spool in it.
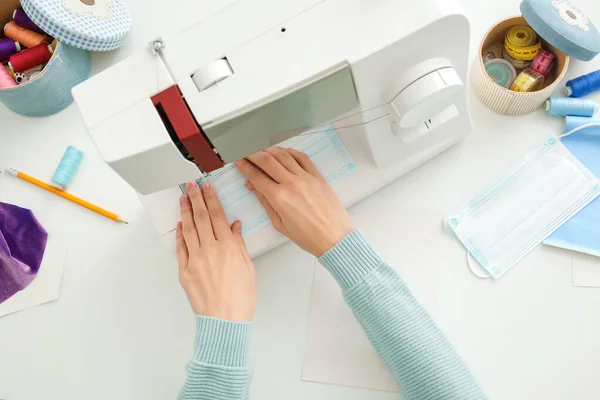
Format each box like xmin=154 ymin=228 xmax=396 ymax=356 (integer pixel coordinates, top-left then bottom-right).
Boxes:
xmin=9 ymin=44 xmax=53 ymax=73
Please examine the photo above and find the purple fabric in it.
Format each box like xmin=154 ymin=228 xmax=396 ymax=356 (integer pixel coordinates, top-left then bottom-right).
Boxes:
xmin=0 ymin=202 xmax=48 ymax=304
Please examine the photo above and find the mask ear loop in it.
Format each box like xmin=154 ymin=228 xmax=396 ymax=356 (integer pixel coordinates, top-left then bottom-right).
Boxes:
xmin=467 ymin=251 xmax=492 ymax=279
xmin=559 ymin=122 xmax=600 ymax=139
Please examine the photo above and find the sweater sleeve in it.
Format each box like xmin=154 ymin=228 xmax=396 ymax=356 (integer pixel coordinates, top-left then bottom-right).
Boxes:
xmin=319 ymin=230 xmax=486 ymax=400
xmin=179 ymin=316 xmax=253 ymax=400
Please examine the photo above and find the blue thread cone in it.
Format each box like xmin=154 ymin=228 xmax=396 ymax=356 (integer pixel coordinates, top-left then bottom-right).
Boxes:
xmin=545 ymin=97 xmax=598 ymax=117
xmin=52 ymin=146 xmax=84 ymax=189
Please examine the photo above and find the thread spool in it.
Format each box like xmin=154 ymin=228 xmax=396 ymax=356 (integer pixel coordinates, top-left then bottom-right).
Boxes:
xmin=482 ymin=43 xmax=504 ymax=64
xmin=502 ymin=50 xmax=532 ymax=69
xmin=530 ymin=50 xmax=556 ymax=77
xmin=504 ymin=25 xmax=541 ymax=61
xmin=565 ymin=69 xmax=600 ymax=98
xmin=24 ymin=65 xmax=43 ymax=82
xmin=0 ymin=66 xmax=17 ymax=88
xmin=52 ymin=146 xmax=85 ymax=189
xmin=5 ymin=65 xmax=18 ymax=80
xmin=545 ymin=97 xmax=598 ymax=117
xmin=510 ymin=68 xmax=545 ymax=92
xmin=12 ymin=9 xmax=45 ymax=34
xmin=29 ymin=71 xmax=42 ymax=81
xmin=485 ymin=59 xmax=517 ymax=88
xmin=0 ymin=39 xmax=21 ymax=61
xmin=4 ymin=21 xmax=47 ymax=48
xmin=13 ymin=65 xmax=44 ymax=85
xmin=13 ymin=72 xmax=27 ymax=85
xmin=8 ymin=44 xmax=53 ymax=73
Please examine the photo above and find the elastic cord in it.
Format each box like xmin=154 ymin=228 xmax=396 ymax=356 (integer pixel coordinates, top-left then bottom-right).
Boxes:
xmin=467 ymin=251 xmax=491 ymax=279
xmin=558 ymin=122 xmax=600 ymax=139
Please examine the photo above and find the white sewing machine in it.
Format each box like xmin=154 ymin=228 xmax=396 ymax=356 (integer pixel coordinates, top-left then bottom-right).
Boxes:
xmin=73 ymin=0 xmax=472 ymax=257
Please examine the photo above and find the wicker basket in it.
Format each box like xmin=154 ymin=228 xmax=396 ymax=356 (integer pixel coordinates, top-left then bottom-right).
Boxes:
xmin=472 ymin=16 xmax=570 ymax=115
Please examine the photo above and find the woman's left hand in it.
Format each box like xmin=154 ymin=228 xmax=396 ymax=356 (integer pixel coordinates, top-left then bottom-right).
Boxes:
xmin=176 ymin=181 xmax=256 ymax=322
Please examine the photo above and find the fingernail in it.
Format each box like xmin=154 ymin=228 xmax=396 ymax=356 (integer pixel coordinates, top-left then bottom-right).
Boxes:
xmin=245 ymin=182 xmax=255 ymax=192
xmin=180 ymin=195 xmax=190 ymax=206
xmin=186 ymin=181 xmax=197 ymax=192
xmin=176 ymin=221 xmax=182 ymax=232
xmin=202 ymin=183 xmax=211 ymax=192
xmin=234 ymin=221 xmax=242 ymax=234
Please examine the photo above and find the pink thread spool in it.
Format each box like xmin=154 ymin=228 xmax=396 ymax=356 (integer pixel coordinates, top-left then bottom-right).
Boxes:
xmin=0 ymin=66 xmax=17 ymax=88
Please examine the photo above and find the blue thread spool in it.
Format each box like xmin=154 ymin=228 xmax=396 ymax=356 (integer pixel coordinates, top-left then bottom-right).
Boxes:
xmin=565 ymin=70 xmax=600 ymax=98
xmin=545 ymin=97 xmax=598 ymax=117
xmin=485 ymin=59 xmax=517 ymax=89
xmin=52 ymin=146 xmax=84 ymax=189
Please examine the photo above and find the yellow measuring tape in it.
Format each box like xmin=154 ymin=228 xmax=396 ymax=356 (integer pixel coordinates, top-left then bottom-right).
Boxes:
xmin=510 ymin=68 xmax=545 ymax=92
xmin=504 ymin=26 xmax=541 ymax=61
xmin=502 ymin=50 xmax=532 ymax=69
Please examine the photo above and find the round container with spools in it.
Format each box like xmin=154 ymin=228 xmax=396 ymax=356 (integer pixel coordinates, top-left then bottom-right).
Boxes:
xmin=472 ymin=0 xmax=600 ymax=116
xmin=0 ymin=0 xmax=133 ymax=117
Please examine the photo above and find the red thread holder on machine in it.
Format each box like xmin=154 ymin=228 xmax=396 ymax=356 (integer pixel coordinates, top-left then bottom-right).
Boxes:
xmin=151 ymin=85 xmax=225 ymax=173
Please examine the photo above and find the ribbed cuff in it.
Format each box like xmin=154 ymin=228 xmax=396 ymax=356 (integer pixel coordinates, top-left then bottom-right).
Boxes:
xmin=194 ymin=316 xmax=252 ymax=368
xmin=318 ymin=229 xmax=383 ymax=291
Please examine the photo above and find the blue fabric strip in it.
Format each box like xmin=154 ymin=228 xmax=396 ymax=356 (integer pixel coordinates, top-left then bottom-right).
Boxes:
xmin=544 ymin=117 xmax=600 ymax=257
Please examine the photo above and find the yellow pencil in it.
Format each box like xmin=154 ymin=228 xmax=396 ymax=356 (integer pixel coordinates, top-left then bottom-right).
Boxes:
xmin=6 ymin=168 xmax=128 ymax=224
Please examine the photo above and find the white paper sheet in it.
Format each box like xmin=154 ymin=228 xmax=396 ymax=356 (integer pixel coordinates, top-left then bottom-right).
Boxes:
xmin=302 ymin=211 xmax=443 ymax=393
xmin=572 ymin=253 xmax=600 ymax=288
xmin=303 ymin=263 xmax=401 ymax=392
xmin=0 ymin=235 xmax=67 ymax=317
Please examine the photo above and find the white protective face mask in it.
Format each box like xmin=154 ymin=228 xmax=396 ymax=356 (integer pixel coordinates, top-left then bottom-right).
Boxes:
xmin=447 ymin=135 xmax=600 ymax=279
xmin=181 ymin=126 xmax=355 ymax=235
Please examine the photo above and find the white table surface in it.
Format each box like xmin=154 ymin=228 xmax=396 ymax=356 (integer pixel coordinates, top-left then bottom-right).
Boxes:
xmin=2 ymin=0 xmax=600 ymax=399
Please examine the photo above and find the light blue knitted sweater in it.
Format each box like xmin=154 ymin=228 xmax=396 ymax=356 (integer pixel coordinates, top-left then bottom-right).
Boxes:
xmin=179 ymin=230 xmax=485 ymax=399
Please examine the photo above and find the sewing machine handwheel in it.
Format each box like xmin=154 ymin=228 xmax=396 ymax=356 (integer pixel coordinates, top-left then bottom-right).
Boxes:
xmin=390 ymin=62 xmax=463 ymax=129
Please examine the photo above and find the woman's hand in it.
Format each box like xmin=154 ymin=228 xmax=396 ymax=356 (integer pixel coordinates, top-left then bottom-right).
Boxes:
xmin=176 ymin=182 xmax=256 ymax=322
xmin=236 ymin=147 xmax=354 ymax=257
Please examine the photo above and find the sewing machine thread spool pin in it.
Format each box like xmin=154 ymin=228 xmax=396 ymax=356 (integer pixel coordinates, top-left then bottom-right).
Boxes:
xmin=149 ymin=37 xmax=165 ymax=55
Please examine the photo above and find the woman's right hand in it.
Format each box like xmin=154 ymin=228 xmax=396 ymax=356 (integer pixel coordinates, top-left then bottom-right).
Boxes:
xmin=235 ymin=147 xmax=354 ymax=257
